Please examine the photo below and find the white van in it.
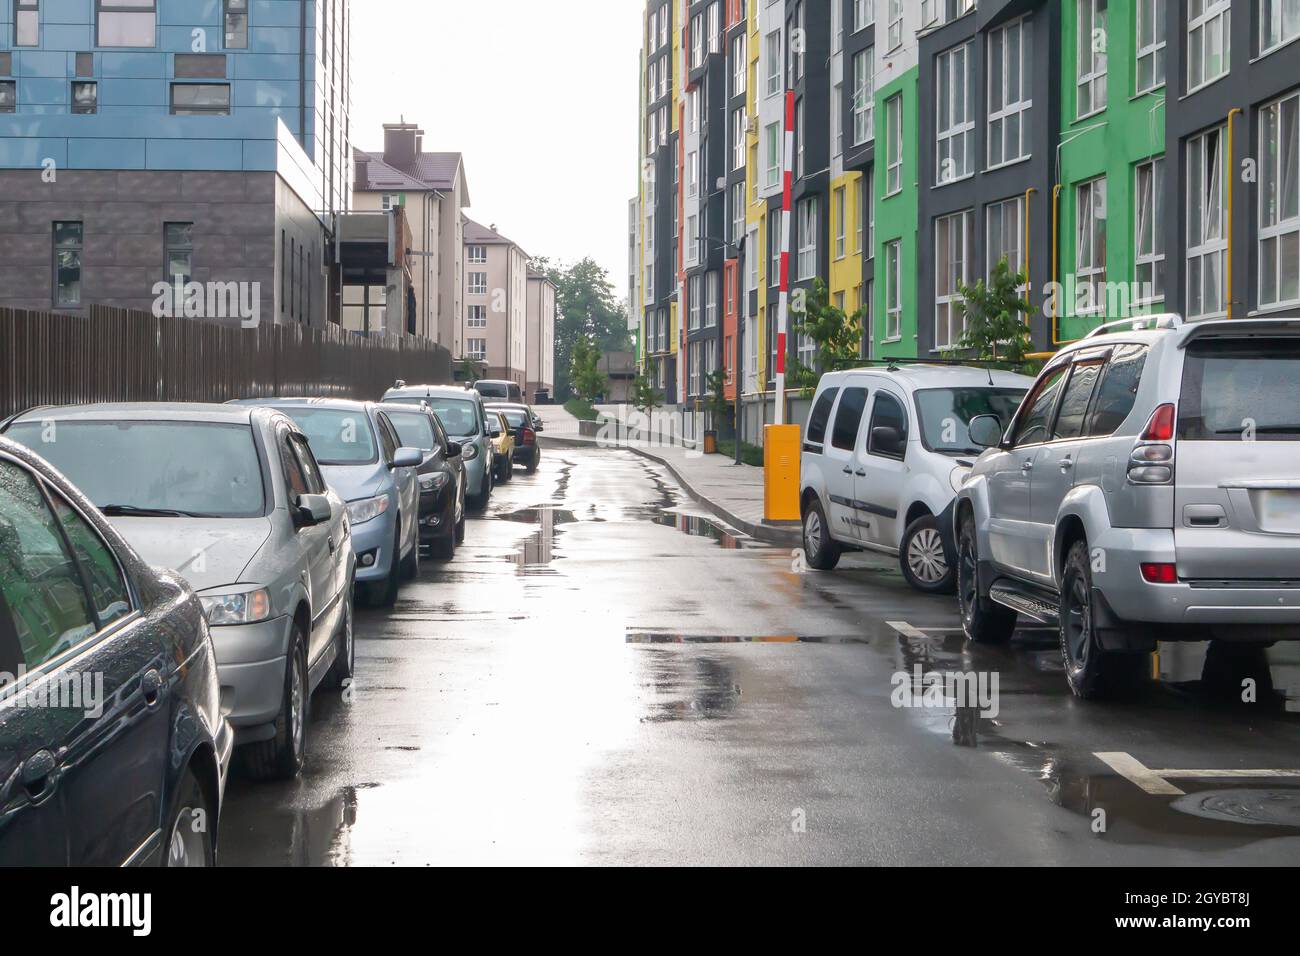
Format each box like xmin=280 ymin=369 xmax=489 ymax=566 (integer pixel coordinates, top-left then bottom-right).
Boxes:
xmin=799 ymin=364 xmax=1033 ymax=593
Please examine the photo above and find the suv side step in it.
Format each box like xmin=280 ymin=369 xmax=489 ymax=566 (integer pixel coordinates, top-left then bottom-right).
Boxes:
xmin=988 ymin=580 xmax=1060 ymax=626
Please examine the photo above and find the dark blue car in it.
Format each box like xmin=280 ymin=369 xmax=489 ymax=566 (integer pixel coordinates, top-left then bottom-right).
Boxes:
xmin=0 ymin=436 xmax=233 ymax=866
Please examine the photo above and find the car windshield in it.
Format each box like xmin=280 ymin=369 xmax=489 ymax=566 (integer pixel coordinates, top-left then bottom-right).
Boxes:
xmin=498 ymin=409 xmax=529 ymax=428
xmin=276 ymin=408 xmax=378 ymax=465
xmin=425 ymin=399 xmax=479 ymax=438
xmin=914 ymin=388 xmax=1028 ymax=455
xmin=476 ymin=383 xmax=509 ymax=399
xmin=6 ymin=420 xmax=266 ymax=518
xmin=387 ymin=411 xmax=436 ymax=451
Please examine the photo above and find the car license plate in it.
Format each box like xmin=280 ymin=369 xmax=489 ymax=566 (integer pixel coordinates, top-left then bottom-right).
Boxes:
xmin=1259 ymin=490 xmax=1300 ymax=532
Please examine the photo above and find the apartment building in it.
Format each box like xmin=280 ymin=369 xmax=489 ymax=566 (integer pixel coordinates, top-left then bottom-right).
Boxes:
xmin=0 ymin=0 xmax=352 ymax=322
xmin=526 ymin=267 xmax=556 ymax=402
xmin=461 ymin=219 xmax=529 ymax=387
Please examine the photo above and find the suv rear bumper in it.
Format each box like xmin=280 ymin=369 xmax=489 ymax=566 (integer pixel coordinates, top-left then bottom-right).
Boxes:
xmin=1094 ymin=527 xmax=1300 ymax=637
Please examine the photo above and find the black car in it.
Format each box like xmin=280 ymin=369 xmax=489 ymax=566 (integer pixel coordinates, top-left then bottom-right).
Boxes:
xmin=487 ymin=403 xmax=541 ymax=474
xmin=381 ymin=402 xmax=466 ymax=560
xmin=0 ymin=436 xmax=233 ymax=866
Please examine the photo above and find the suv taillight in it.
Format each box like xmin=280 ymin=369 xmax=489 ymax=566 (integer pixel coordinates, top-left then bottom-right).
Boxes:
xmin=522 ymin=427 xmax=535 ymax=444
xmin=1129 ymin=404 xmax=1176 ymax=485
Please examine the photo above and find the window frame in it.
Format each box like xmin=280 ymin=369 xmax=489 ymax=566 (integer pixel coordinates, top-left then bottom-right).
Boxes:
xmin=885 ymin=93 xmax=903 ymax=196
xmin=1075 ymin=176 xmax=1108 ymax=317
xmin=936 ymin=42 xmax=975 ymax=186
xmin=1187 ymin=0 xmax=1230 ymax=93
xmin=1259 ymin=91 xmax=1300 ymax=310
xmin=1261 ymin=0 xmax=1300 ymax=56
xmin=934 ymin=209 xmax=973 ymax=350
xmin=884 ymin=239 xmax=902 ymax=342
xmin=169 ymin=82 xmax=231 ymax=116
xmin=1187 ymin=126 xmax=1228 ymax=320
xmin=1135 ymin=156 xmax=1167 ymax=306
xmin=852 ymin=46 xmax=874 ymax=147
xmin=224 ymin=0 xmax=248 ymax=50
xmin=1076 ymin=0 xmax=1108 ymax=119
xmin=797 ymin=197 xmax=817 ymax=280
xmin=95 ymin=0 xmax=157 ymax=49
xmin=1135 ymin=0 xmax=1166 ymax=95
xmin=15 ymin=0 xmax=38 ymax=47
xmin=53 ymin=220 xmax=84 ymax=308
xmin=986 ymin=17 xmax=1032 ymax=170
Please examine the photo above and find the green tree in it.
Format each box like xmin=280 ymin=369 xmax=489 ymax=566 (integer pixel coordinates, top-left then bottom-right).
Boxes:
xmin=531 ymin=257 xmax=631 ymax=401
xmin=632 ymin=359 xmax=663 ymax=414
xmin=787 ymin=278 xmax=867 ymax=393
xmin=569 ymin=337 xmax=608 ymax=404
xmin=704 ymin=367 xmax=731 ymax=430
xmin=949 ymin=257 xmax=1035 ymax=368
xmin=457 ymin=357 xmax=480 ymax=385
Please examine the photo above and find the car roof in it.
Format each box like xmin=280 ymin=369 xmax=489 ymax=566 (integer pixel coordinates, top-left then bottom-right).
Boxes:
xmin=233 ymin=397 xmax=374 ymax=413
xmin=7 ymin=402 xmax=261 ymax=425
xmin=475 ymin=379 xmax=517 ymax=386
xmin=485 ymin=401 xmax=531 ymax=411
xmin=818 ymin=364 xmax=1034 ymax=391
xmin=386 ymin=385 xmax=479 ymax=399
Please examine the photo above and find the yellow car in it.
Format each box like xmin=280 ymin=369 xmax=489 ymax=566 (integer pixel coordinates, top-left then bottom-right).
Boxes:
xmin=489 ymin=411 xmax=515 ymax=482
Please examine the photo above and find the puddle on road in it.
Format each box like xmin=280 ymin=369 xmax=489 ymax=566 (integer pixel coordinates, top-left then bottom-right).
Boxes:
xmin=653 ymin=511 xmax=748 ymax=548
xmin=626 ymin=632 xmax=865 ymax=644
xmin=638 ymin=651 xmax=743 ymax=722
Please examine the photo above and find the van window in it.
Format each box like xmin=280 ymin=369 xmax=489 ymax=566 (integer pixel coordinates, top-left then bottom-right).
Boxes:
xmin=1179 ymin=338 xmax=1300 ymax=441
xmin=867 ymin=392 xmax=908 ymax=459
xmin=1053 ymin=359 xmax=1105 ymax=441
xmin=805 ymin=387 xmax=840 ymax=447
xmin=831 ymin=387 xmax=869 ymax=451
xmin=1087 ymin=345 xmax=1148 ymax=436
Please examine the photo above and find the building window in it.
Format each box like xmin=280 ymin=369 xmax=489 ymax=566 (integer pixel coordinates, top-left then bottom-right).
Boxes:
xmin=797 ymin=198 xmax=817 ymax=280
xmin=789 ymin=2 xmax=805 ymax=86
xmin=936 ymin=43 xmax=973 ymax=184
xmin=1135 ymin=157 xmax=1166 ymax=304
xmin=884 ymin=239 xmax=902 ymax=341
xmin=1262 ymin=0 xmax=1300 ymax=54
xmin=224 ymin=0 xmax=248 ymax=49
xmin=795 ymin=97 xmax=805 ymax=177
xmin=852 ymin=46 xmax=874 ymax=146
xmin=834 ymin=186 xmax=847 ymax=260
xmin=1188 ymin=0 xmax=1230 ymax=92
xmin=53 ymin=222 xmax=83 ymax=308
xmin=467 ymin=339 xmax=487 ymax=361
xmin=764 ymin=122 xmax=781 ymax=187
xmin=864 ymin=168 xmax=874 ymax=255
xmin=1260 ymin=92 xmax=1300 ymax=308
xmin=732 ymin=109 xmax=745 ymax=170
xmin=935 ymin=211 xmax=973 ymax=349
xmin=16 ymin=0 xmax=38 ymax=46
xmin=468 ymin=305 xmax=487 ymax=328
xmin=689 ymin=274 xmax=702 ymax=330
xmin=1075 ymin=176 xmax=1107 ymax=315
xmin=1077 ymin=0 xmax=1107 ymax=117
xmin=1135 ymin=0 xmax=1166 ymax=93
xmin=986 ymin=196 xmax=1024 ymax=280
xmin=164 ymin=222 xmax=194 ymax=291
xmin=708 ymin=1 xmax=721 ymax=54
xmin=1187 ymin=126 xmax=1227 ymax=318
xmin=705 ymin=271 xmax=719 ymax=327
xmin=96 ymin=0 xmax=157 ymax=48
xmin=687 ymin=215 xmax=699 ymax=264
xmin=765 ymin=31 xmax=781 ymax=96
xmin=71 ymin=81 xmax=98 ymax=114
xmin=170 ymin=83 xmax=231 ymax=115
xmin=768 ymin=209 xmax=781 ymax=284
xmin=885 ymin=94 xmax=903 ymax=195
xmin=468 ymin=272 xmax=487 ymax=295
xmin=732 ymin=32 xmax=746 ymax=95
xmin=853 ymin=0 xmax=874 ymax=32
xmin=467 ymin=244 xmax=487 ymax=264
xmin=749 ymin=143 xmax=759 ymax=203
xmin=988 ymin=19 xmax=1031 ymax=168
xmin=0 ymin=79 xmax=13 ymax=112
xmin=731 ymin=182 xmax=745 ymax=242
xmin=688 ymin=150 xmax=699 ymax=197
xmin=886 ymin=0 xmax=903 ymax=50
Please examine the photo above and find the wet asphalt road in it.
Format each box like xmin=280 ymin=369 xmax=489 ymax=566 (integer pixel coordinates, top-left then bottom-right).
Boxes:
xmin=219 ymin=446 xmax=1300 ymax=865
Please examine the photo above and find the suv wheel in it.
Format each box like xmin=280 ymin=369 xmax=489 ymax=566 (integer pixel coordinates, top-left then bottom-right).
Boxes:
xmin=802 ymin=498 xmax=841 ymax=571
xmin=1060 ymin=541 xmax=1143 ymax=699
xmin=957 ymin=512 xmax=1017 ymax=643
xmin=900 ymin=515 xmax=955 ymax=594
xmin=164 ymin=768 xmax=214 ymax=867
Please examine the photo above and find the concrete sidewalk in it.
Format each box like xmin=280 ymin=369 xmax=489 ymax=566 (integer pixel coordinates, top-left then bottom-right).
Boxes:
xmin=537 ymin=404 xmax=800 ymax=548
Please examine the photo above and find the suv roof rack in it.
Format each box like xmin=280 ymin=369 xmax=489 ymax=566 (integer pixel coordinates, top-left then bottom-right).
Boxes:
xmin=1083 ymin=313 xmax=1184 ymax=339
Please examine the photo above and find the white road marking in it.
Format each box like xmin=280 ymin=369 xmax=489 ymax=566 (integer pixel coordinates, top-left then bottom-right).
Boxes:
xmin=1096 ymin=751 xmax=1300 ymax=796
xmin=887 ymin=621 xmax=933 ymax=640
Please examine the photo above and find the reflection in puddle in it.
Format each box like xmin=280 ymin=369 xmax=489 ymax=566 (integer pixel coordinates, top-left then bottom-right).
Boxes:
xmin=654 ymin=511 xmax=747 ymax=548
xmin=639 ymin=652 xmax=742 ymax=722
xmin=626 ymin=632 xmax=864 ymax=644
xmin=498 ymin=506 xmax=573 ymax=572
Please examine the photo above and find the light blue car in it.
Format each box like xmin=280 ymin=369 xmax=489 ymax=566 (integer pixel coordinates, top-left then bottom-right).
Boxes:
xmin=234 ymin=399 xmax=422 ymax=606
xmin=383 ymin=385 xmax=496 ymax=511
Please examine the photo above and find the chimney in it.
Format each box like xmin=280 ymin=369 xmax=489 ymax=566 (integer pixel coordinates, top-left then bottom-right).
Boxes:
xmin=382 ymin=122 xmax=422 ymax=167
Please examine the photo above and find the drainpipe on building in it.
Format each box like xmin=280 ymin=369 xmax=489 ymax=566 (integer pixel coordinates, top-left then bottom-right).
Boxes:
xmin=1226 ymin=107 xmax=1243 ymax=320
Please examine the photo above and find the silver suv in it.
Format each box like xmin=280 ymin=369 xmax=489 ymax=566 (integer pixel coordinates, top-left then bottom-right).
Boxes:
xmin=955 ymin=315 xmax=1300 ymax=698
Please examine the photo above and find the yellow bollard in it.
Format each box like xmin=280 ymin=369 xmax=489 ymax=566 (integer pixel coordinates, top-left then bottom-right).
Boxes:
xmin=763 ymin=424 xmax=802 ymax=523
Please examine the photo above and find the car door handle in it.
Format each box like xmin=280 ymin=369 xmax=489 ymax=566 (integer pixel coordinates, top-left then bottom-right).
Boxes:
xmin=1059 ymin=457 xmax=1074 ymax=471
xmin=1021 ymin=460 xmax=1034 ymax=472
xmin=141 ymin=669 xmax=163 ymax=709
xmin=328 ymin=535 xmax=337 ymax=554
xmin=843 ymin=467 xmax=853 ymax=475
xmin=854 ymin=469 xmax=867 ymax=477
xmin=20 ymin=750 xmax=57 ymax=801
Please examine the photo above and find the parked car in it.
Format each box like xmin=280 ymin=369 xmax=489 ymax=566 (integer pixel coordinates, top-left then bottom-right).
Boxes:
xmin=473 ymin=379 xmax=525 ymax=404
xmin=233 ymin=399 xmax=422 ymax=608
xmin=488 ymin=411 xmax=516 ymax=483
xmin=800 ymin=364 xmax=1032 ymax=593
xmin=955 ymin=315 xmax=1300 ymax=698
xmin=0 ymin=435 xmax=233 ymax=864
xmin=487 ymin=402 xmax=542 ymax=474
xmin=383 ymin=385 xmax=495 ymax=511
xmin=381 ymin=401 xmax=466 ymax=560
xmin=4 ymin=403 xmax=356 ymax=781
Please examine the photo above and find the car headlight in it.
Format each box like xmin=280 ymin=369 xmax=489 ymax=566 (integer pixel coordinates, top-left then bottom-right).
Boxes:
xmin=419 ymin=472 xmax=449 ymax=494
xmin=346 ymin=494 xmax=390 ymax=525
xmin=199 ymin=587 xmax=271 ymax=626
xmin=950 ymin=467 xmax=970 ymax=494
xmin=461 ymin=443 xmax=479 ymax=461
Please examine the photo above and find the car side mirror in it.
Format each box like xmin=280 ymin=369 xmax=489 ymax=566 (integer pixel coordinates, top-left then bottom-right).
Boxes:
xmin=968 ymin=415 xmax=1004 ymax=449
xmin=446 ymin=442 xmax=462 ymax=458
xmin=871 ymin=426 xmax=904 ymax=456
xmin=294 ymin=493 xmax=333 ymax=528
xmin=533 ymin=420 xmax=544 ymax=432
xmin=391 ymin=447 xmax=423 ymax=469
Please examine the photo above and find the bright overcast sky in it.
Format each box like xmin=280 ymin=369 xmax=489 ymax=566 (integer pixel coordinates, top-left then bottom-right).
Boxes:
xmin=352 ymin=0 xmax=643 ymax=306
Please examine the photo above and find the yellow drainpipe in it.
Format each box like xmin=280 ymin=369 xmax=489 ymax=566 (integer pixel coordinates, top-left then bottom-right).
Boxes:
xmin=1226 ymin=107 xmax=1243 ymax=320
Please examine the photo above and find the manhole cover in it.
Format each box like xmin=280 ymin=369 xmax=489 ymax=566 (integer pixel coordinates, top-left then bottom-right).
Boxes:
xmin=1171 ymin=789 xmax=1300 ymax=827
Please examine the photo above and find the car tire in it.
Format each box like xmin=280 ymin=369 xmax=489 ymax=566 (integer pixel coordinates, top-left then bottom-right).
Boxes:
xmin=958 ymin=512 xmax=1017 ymax=644
xmin=455 ymin=490 xmax=466 ymax=544
xmin=900 ymin=514 xmax=956 ymax=594
xmin=802 ymin=497 xmax=841 ymax=571
xmin=324 ymin=585 xmax=354 ymax=690
xmin=526 ymin=449 xmax=539 ymax=474
xmin=502 ymin=457 xmax=513 ymax=482
xmin=399 ymin=519 xmax=419 ymax=581
xmin=163 ymin=767 xmax=214 ymax=867
xmin=469 ymin=466 xmax=491 ymax=511
xmin=1060 ymin=541 xmax=1144 ymax=699
xmin=243 ymin=623 xmax=308 ymax=782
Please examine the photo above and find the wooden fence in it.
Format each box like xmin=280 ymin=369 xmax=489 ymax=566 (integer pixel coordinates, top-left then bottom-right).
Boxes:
xmin=0 ymin=306 xmax=453 ymax=419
